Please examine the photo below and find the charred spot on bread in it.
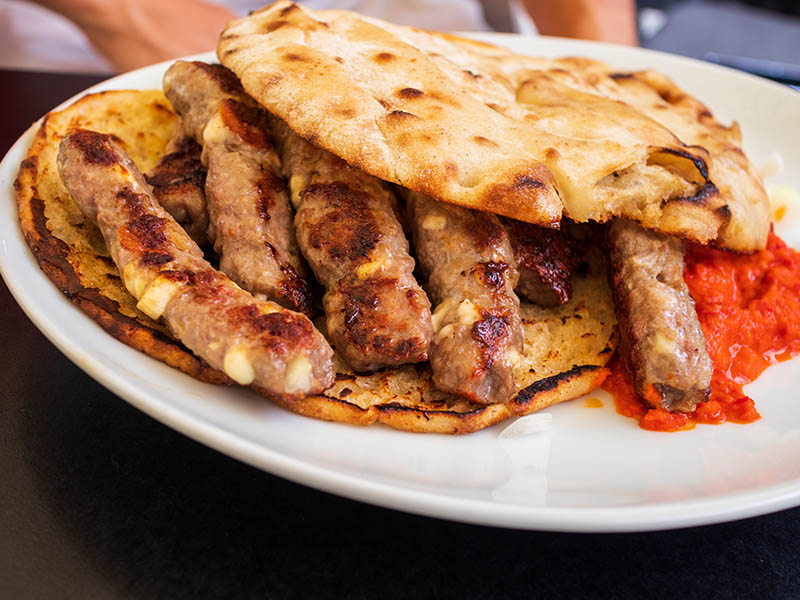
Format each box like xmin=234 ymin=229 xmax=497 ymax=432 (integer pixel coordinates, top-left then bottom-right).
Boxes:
xmin=283 ymin=51 xmax=309 ymax=62
xmin=545 ymin=147 xmax=560 ymax=160
xmin=385 ymin=109 xmax=419 ymax=121
xmin=261 ymin=19 xmax=288 ymax=34
xmin=514 ymin=174 xmax=548 ymax=190
xmin=473 ymin=136 xmax=497 ymax=147
xmin=375 ymin=51 xmax=396 ymax=63
xmin=660 ymin=181 xmax=719 ymax=208
xmin=397 ymin=87 xmax=424 ymax=98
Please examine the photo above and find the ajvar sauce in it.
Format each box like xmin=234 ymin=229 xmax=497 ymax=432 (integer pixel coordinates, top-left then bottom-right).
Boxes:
xmin=602 ymin=231 xmax=800 ymax=432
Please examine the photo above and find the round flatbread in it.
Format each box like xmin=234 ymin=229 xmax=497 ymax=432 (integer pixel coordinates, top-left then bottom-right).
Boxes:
xmin=16 ymin=89 xmax=617 ymax=434
xmin=16 ymin=90 xmax=227 ymax=383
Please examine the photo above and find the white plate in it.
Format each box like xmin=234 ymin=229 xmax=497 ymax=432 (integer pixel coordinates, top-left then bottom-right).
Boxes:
xmin=2 ymin=36 xmax=800 ymax=533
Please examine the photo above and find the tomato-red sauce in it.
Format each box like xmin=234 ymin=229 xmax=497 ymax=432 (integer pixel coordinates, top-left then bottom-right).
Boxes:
xmin=603 ymin=231 xmax=800 ymax=431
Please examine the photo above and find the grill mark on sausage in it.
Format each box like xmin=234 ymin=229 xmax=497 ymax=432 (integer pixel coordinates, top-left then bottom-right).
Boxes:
xmin=502 ymin=218 xmax=577 ymax=306
xmin=120 ymin=212 xmax=168 ymax=252
xmin=190 ymin=60 xmax=245 ymax=95
xmin=477 ymin=262 xmax=509 ymax=289
xmin=339 ymin=277 xmax=429 ymax=361
xmin=145 ymin=134 xmax=209 ymax=247
xmin=279 ymin=262 xmax=314 ymax=317
xmin=304 ymin=183 xmax=382 ymax=260
xmin=164 ymin=61 xmax=313 ymax=315
xmin=408 ymin=193 xmax=522 ymax=403
xmin=267 ymin=114 xmax=432 ymax=371
xmin=255 ymin=174 xmax=282 ymax=222
xmin=471 ymin=312 xmax=511 ymax=370
xmin=219 ymin=98 xmax=271 ymax=148
xmin=141 ymin=252 xmax=174 ymax=266
xmin=228 ymin=303 xmax=314 ymax=338
xmin=469 ymin=213 xmax=506 ymax=252
xmin=57 ymin=129 xmax=334 ymax=397
xmin=69 ymin=129 xmax=118 ymax=165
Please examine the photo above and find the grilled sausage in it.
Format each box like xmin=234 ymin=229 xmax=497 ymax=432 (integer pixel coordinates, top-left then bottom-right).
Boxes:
xmin=606 ymin=219 xmax=712 ymax=412
xmin=146 ymin=133 xmax=209 ymax=247
xmin=408 ymin=192 xmax=523 ymax=404
xmin=502 ymin=217 xmax=576 ymax=307
xmin=58 ymin=129 xmax=334 ymax=397
xmin=163 ymin=60 xmax=312 ymax=315
xmin=267 ymin=116 xmax=432 ymax=372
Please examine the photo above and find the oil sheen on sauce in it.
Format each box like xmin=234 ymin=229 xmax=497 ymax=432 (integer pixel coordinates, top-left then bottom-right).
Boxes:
xmin=603 ymin=231 xmax=800 ymax=432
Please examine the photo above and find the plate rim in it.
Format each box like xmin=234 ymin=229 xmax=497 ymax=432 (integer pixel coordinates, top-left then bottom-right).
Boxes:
xmin=2 ymin=36 xmax=800 ymax=533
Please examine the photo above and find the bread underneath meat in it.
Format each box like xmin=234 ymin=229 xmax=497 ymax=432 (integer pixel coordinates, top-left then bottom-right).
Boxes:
xmin=16 ymin=89 xmax=617 ymax=434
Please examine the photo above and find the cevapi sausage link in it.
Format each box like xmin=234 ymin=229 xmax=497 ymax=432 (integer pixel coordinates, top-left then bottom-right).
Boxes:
xmin=606 ymin=219 xmax=712 ymax=412
xmin=408 ymin=192 xmax=523 ymax=404
xmin=145 ymin=133 xmax=209 ymax=247
xmin=501 ymin=217 xmax=577 ymax=307
xmin=163 ymin=60 xmax=313 ymax=315
xmin=267 ymin=115 xmax=432 ymax=372
xmin=58 ymin=129 xmax=334 ymax=398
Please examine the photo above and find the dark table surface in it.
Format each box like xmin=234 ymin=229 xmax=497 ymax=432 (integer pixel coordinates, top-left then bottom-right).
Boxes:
xmin=2 ymin=68 xmax=800 ymax=600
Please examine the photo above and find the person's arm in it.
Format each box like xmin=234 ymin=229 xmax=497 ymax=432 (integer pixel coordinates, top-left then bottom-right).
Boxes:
xmin=519 ymin=0 xmax=637 ymax=45
xmin=31 ymin=0 xmax=236 ymax=71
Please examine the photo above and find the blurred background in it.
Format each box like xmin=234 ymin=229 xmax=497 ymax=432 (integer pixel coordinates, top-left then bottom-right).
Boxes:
xmin=0 ymin=0 xmax=798 ymax=83
xmin=637 ymin=0 xmax=800 ymax=87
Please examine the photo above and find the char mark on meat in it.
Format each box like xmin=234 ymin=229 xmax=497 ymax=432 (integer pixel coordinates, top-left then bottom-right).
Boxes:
xmin=163 ymin=60 xmax=313 ymax=316
xmin=408 ymin=192 xmax=523 ymax=404
xmin=146 ymin=133 xmax=209 ymax=247
xmin=606 ymin=219 xmax=712 ymax=412
xmin=502 ymin=217 xmax=577 ymax=307
xmin=267 ymin=114 xmax=432 ymax=372
xmin=58 ymin=129 xmax=334 ymax=397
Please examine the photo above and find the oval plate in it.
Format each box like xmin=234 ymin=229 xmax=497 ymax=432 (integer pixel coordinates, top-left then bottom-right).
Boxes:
xmin=2 ymin=36 xmax=800 ymax=532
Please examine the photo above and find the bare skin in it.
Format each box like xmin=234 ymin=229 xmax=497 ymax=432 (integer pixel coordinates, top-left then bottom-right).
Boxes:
xmin=32 ymin=0 xmax=636 ymax=73
xmin=30 ymin=0 xmax=235 ymax=72
xmin=520 ymin=0 xmax=637 ymax=45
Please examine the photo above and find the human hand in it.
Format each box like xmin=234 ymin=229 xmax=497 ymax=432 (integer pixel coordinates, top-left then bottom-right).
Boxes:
xmin=32 ymin=0 xmax=237 ymax=71
xmin=520 ymin=0 xmax=637 ymax=45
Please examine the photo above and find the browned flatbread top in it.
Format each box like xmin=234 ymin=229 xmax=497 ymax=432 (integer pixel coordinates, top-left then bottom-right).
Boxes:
xmin=219 ymin=1 xmax=562 ymax=227
xmin=422 ymin=35 xmax=770 ymax=251
xmin=218 ymin=1 xmax=727 ymax=245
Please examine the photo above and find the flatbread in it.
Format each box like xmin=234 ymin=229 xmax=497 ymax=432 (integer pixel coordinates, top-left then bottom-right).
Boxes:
xmin=424 ymin=37 xmax=770 ymax=251
xmin=16 ymin=90 xmax=226 ymax=383
xmin=218 ymin=1 xmax=722 ymax=243
xmin=16 ymin=89 xmax=617 ymax=434
xmin=578 ymin=65 xmax=768 ymax=251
